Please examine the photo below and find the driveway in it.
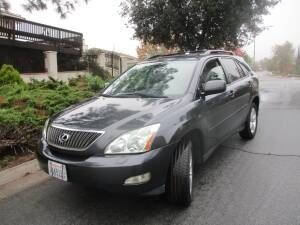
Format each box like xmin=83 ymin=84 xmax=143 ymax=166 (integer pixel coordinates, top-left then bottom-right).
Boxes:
xmin=1 ymin=73 xmax=300 ymax=225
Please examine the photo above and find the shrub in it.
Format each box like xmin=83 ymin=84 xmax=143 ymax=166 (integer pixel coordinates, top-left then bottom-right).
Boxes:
xmin=0 ymin=64 xmax=25 ymax=86
xmin=0 ymin=69 xmax=104 ymax=155
xmin=81 ymin=49 xmax=111 ymax=79
xmin=85 ymin=75 xmax=106 ymax=91
xmin=28 ymin=76 xmax=65 ymax=90
xmin=294 ymin=66 xmax=300 ymax=75
xmin=88 ymin=61 xmax=111 ymax=80
xmin=0 ymin=155 xmax=16 ymax=169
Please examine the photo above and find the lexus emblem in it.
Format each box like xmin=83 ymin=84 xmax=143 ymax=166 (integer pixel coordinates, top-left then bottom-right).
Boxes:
xmin=59 ymin=133 xmax=70 ymax=143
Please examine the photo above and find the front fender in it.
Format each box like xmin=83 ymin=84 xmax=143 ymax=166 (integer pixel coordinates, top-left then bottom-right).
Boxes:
xmin=152 ymin=100 xmax=206 ymax=164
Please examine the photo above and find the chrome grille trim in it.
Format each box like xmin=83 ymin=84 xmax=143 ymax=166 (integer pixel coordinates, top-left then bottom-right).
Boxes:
xmin=46 ymin=125 xmax=105 ymax=151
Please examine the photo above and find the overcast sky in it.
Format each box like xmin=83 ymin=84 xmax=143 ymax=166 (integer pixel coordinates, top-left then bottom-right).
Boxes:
xmin=11 ymin=0 xmax=300 ymax=60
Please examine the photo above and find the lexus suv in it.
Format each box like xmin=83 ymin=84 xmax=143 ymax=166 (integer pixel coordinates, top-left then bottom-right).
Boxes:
xmin=37 ymin=50 xmax=259 ymax=206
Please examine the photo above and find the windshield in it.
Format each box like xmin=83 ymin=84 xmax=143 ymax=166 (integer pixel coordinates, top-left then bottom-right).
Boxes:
xmin=103 ymin=60 xmax=197 ymax=98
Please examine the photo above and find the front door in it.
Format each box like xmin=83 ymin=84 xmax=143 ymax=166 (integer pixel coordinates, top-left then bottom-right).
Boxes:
xmin=199 ymin=58 xmax=237 ymax=154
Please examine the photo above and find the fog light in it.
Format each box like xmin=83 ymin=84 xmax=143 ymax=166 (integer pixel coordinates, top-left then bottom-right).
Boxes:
xmin=124 ymin=172 xmax=151 ymax=185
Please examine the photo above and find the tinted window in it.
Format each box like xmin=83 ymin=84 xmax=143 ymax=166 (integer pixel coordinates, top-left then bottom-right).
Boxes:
xmin=103 ymin=60 xmax=197 ymax=97
xmin=203 ymin=59 xmax=226 ymax=82
xmin=222 ymin=58 xmax=242 ymax=82
xmin=238 ymin=62 xmax=251 ymax=76
xmin=235 ymin=61 xmax=246 ymax=77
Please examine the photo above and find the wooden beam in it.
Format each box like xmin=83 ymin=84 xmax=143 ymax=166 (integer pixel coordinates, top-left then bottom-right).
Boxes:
xmin=0 ymin=38 xmax=81 ymax=55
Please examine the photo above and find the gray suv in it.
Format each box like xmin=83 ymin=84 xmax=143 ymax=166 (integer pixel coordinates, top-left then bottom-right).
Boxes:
xmin=37 ymin=50 xmax=259 ymax=206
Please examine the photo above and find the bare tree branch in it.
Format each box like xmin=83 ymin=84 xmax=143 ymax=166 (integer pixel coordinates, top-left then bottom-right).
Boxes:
xmin=0 ymin=0 xmax=89 ymax=18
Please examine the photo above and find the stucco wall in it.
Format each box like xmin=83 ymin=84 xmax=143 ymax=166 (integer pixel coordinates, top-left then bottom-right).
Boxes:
xmin=21 ymin=71 xmax=87 ymax=83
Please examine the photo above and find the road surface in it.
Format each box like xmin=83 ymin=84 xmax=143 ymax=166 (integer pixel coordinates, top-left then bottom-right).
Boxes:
xmin=1 ymin=73 xmax=300 ymax=225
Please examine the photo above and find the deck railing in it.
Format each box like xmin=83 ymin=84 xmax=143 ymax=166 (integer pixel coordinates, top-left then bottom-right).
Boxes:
xmin=0 ymin=15 xmax=83 ymax=55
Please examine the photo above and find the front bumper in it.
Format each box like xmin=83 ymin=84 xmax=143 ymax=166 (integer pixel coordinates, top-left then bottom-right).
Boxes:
xmin=36 ymin=139 xmax=175 ymax=195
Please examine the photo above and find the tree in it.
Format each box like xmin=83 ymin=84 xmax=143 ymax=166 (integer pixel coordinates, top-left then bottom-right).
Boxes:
xmin=233 ymin=48 xmax=253 ymax=66
xmin=243 ymin=53 xmax=254 ymax=67
xmin=0 ymin=0 xmax=9 ymax=10
xmin=259 ymin=41 xmax=295 ymax=74
xmin=121 ymin=0 xmax=280 ymax=51
xmin=136 ymin=42 xmax=178 ymax=60
xmin=272 ymin=41 xmax=295 ymax=74
xmin=295 ymin=47 xmax=300 ymax=75
xmin=259 ymin=57 xmax=275 ymax=71
xmin=0 ymin=0 xmax=89 ymax=18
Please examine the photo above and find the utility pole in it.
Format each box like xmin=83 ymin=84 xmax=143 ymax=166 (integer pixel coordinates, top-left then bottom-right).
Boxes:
xmin=253 ymin=31 xmax=256 ymax=69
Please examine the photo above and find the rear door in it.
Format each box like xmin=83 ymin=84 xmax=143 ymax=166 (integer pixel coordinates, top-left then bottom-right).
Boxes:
xmin=220 ymin=57 xmax=252 ymax=131
xmin=235 ymin=60 xmax=254 ymax=124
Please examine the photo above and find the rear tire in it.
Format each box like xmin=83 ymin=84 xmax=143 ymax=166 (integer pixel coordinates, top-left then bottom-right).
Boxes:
xmin=239 ymin=103 xmax=258 ymax=139
xmin=166 ymin=138 xmax=193 ymax=206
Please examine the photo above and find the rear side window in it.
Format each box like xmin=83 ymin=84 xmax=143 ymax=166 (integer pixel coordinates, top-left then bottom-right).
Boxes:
xmin=221 ymin=58 xmax=242 ymax=83
xmin=238 ymin=62 xmax=251 ymax=76
xmin=235 ymin=61 xmax=246 ymax=77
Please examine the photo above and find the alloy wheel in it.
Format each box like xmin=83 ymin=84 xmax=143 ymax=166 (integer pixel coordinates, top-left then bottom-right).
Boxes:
xmin=250 ymin=107 xmax=257 ymax=134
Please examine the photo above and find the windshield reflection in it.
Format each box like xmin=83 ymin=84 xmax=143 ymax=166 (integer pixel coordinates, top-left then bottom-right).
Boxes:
xmin=103 ymin=60 xmax=197 ymax=98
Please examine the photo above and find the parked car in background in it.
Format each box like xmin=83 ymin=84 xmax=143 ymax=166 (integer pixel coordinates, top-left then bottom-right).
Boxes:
xmin=37 ymin=50 xmax=260 ymax=206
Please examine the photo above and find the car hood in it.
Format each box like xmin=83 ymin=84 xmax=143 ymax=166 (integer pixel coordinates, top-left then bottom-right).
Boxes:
xmin=51 ymin=96 xmax=181 ymax=131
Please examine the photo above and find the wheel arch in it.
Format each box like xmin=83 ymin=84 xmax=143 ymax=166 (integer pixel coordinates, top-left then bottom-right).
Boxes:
xmin=172 ymin=128 xmax=205 ymax=165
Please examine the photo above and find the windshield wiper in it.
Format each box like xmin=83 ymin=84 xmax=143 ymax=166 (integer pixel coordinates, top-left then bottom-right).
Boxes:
xmin=99 ymin=93 xmax=115 ymax=98
xmin=115 ymin=92 xmax=167 ymax=98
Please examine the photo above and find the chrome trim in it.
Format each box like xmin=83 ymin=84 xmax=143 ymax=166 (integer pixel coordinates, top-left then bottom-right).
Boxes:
xmin=51 ymin=124 xmax=105 ymax=134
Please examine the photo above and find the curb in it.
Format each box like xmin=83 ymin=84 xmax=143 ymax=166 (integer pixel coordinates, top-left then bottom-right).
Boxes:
xmin=0 ymin=159 xmax=40 ymax=186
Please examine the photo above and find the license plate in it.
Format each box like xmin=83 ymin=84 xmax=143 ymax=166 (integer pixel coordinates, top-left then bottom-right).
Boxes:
xmin=48 ymin=161 xmax=67 ymax=181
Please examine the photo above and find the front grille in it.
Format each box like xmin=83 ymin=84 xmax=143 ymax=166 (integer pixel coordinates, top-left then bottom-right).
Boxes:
xmin=46 ymin=125 xmax=104 ymax=151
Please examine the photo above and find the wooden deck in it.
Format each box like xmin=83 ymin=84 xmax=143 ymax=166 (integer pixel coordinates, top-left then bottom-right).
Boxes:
xmin=0 ymin=15 xmax=83 ymax=55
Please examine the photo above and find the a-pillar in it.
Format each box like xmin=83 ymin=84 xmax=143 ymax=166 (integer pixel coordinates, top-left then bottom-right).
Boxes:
xmin=44 ymin=51 xmax=58 ymax=77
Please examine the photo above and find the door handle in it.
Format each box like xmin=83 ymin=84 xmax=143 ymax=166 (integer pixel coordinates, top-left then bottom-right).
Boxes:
xmin=248 ymin=81 xmax=252 ymax=87
xmin=228 ymin=90 xmax=235 ymax=98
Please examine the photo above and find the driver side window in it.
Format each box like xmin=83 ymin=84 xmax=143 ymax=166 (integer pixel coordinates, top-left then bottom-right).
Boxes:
xmin=203 ymin=59 xmax=227 ymax=83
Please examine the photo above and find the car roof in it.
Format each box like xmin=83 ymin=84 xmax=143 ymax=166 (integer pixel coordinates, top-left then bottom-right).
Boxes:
xmin=140 ymin=50 xmax=252 ymax=71
xmin=144 ymin=50 xmax=235 ymax=61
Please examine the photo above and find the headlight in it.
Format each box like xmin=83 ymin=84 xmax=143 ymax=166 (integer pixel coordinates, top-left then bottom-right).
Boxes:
xmin=42 ymin=118 xmax=50 ymax=139
xmin=105 ymin=124 xmax=160 ymax=154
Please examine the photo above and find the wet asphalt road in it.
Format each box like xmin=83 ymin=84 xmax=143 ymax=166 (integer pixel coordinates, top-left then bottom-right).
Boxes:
xmin=1 ymin=73 xmax=300 ymax=225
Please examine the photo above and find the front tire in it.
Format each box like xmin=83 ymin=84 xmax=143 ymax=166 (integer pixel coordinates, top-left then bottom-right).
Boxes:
xmin=239 ymin=103 xmax=258 ymax=139
xmin=166 ymin=138 xmax=193 ymax=206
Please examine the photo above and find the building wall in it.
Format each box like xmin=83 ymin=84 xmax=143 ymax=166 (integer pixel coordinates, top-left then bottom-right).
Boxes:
xmin=0 ymin=45 xmax=83 ymax=73
xmin=21 ymin=71 xmax=87 ymax=83
xmin=93 ymin=50 xmax=138 ymax=77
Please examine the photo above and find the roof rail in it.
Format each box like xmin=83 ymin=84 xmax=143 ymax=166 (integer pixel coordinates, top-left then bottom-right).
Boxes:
xmin=147 ymin=52 xmax=185 ymax=60
xmin=146 ymin=49 xmax=234 ymax=60
xmin=204 ymin=50 xmax=234 ymax=55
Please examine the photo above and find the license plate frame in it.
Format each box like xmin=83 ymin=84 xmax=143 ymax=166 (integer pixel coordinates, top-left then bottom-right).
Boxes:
xmin=48 ymin=160 xmax=68 ymax=181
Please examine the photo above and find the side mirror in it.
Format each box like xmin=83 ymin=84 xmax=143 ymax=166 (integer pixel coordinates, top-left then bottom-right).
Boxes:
xmin=204 ymin=80 xmax=226 ymax=96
